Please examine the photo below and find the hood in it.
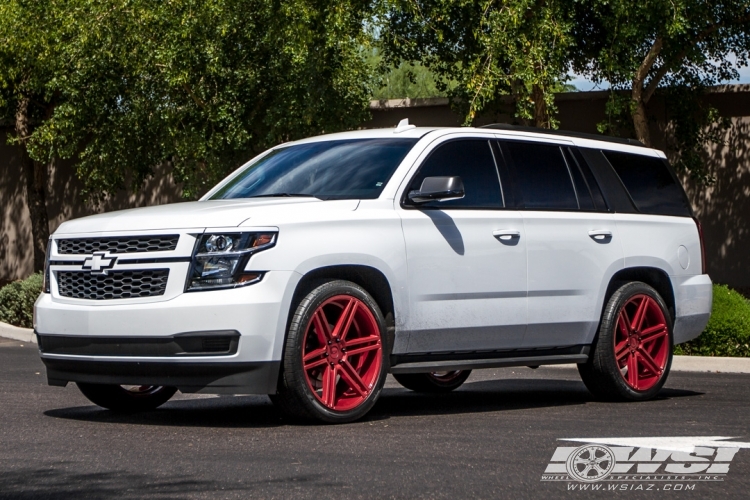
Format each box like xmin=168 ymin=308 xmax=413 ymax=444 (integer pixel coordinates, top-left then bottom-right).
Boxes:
xmin=54 ymin=198 xmax=360 ymax=234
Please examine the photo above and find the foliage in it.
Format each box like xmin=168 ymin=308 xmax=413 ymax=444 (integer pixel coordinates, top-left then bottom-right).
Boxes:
xmin=371 ymin=57 xmax=447 ymax=100
xmin=675 ymin=285 xmax=750 ymax=357
xmin=0 ymin=273 xmax=43 ymax=329
xmin=1 ymin=0 xmax=375 ymax=200
xmin=572 ymin=0 xmax=750 ymax=183
xmin=380 ymin=0 xmax=576 ymax=127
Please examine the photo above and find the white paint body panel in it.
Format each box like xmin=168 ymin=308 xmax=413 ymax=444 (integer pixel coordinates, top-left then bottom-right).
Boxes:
xmin=523 ymin=211 xmax=623 ymax=347
xmin=36 ymin=126 xmax=713 ymax=391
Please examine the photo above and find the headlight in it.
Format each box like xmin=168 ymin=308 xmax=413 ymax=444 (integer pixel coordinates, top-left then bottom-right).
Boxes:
xmin=186 ymin=232 xmax=276 ymax=291
xmin=43 ymin=239 xmax=52 ymax=293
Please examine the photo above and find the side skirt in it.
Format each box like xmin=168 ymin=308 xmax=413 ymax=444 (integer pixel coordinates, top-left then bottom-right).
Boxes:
xmin=390 ymin=345 xmax=589 ymax=374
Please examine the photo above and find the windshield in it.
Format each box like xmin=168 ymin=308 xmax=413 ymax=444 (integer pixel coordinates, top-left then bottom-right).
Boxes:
xmin=210 ymin=138 xmax=419 ymax=200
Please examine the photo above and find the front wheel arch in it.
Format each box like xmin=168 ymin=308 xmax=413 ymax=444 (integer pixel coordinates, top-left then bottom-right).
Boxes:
xmin=287 ymin=265 xmax=396 ymax=354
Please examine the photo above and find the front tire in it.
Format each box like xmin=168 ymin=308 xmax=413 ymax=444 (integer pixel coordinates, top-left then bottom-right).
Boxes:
xmin=271 ymin=280 xmax=388 ymax=423
xmin=393 ymin=370 xmax=471 ymax=393
xmin=77 ymin=383 xmax=177 ymax=411
xmin=578 ymin=281 xmax=673 ymax=401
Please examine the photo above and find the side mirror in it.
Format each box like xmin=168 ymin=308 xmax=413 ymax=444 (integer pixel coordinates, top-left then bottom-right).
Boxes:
xmin=407 ymin=176 xmax=465 ymax=204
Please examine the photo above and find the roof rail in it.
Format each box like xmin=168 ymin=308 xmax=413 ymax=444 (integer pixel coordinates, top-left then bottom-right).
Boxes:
xmin=479 ymin=123 xmax=645 ymax=148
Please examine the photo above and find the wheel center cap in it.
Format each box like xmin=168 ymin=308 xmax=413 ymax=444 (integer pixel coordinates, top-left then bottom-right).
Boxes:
xmin=629 ymin=336 xmax=639 ymax=348
xmin=329 ymin=345 xmax=342 ymax=360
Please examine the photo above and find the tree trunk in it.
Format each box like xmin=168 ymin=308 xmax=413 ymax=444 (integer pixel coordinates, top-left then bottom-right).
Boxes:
xmin=631 ymin=98 xmax=651 ymax=147
xmin=532 ymin=84 xmax=550 ymax=129
xmin=630 ymin=37 xmax=663 ymax=147
xmin=15 ymin=96 xmax=50 ymax=272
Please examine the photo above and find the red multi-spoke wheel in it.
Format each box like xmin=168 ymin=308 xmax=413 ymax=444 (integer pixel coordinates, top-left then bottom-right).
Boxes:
xmin=578 ymin=281 xmax=673 ymax=401
xmin=302 ymin=295 xmax=383 ymax=411
xmin=272 ymin=280 xmax=388 ymax=423
xmin=613 ymin=294 xmax=669 ymax=391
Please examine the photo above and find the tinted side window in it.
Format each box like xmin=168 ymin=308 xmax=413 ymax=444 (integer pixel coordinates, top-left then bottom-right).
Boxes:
xmin=406 ymin=139 xmax=503 ymax=209
xmin=603 ymin=151 xmax=692 ymax=217
xmin=503 ymin=141 xmax=578 ymax=210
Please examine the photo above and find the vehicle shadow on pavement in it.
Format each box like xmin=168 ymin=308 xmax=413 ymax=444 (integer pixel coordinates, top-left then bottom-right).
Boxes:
xmin=371 ymin=378 xmax=702 ymax=418
xmin=43 ymin=394 xmax=287 ymax=429
xmin=42 ymin=378 xmax=702 ymax=428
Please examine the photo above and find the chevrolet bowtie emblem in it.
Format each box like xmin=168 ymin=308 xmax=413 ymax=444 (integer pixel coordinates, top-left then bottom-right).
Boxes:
xmin=81 ymin=252 xmax=117 ymax=275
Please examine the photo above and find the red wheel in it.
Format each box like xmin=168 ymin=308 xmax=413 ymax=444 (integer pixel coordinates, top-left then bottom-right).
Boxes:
xmin=613 ymin=294 xmax=669 ymax=391
xmin=301 ymin=295 xmax=383 ymax=411
xmin=578 ymin=281 xmax=673 ymax=401
xmin=272 ymin=280 xmax=388 ymax=423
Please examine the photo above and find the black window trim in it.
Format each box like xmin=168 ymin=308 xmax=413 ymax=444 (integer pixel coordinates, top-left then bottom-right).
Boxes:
xmin=564 ymin=146 xmax=610 ymax=213
xmin=399 ymin=137 xmax=508 ymax=211
xmin=560 ymin=146 xmax=582 ymax=210
xmin=577 ymin=148 xmax=637 ymax=213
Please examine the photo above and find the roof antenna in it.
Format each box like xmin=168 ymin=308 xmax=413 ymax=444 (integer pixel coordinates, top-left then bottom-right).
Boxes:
xmin=394 ymin=118 xmax=416 ymax=133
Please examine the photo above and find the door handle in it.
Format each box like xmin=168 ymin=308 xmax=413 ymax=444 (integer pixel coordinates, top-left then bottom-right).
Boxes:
xmin=493 ymin=230 xmax=521 ymax=241
xmin=588 ymin=230 xmax=612 ymax=242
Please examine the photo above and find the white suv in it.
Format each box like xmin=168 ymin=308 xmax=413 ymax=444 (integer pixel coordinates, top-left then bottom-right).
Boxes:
xmin=36 ymin=122 xmax=713 ymax=423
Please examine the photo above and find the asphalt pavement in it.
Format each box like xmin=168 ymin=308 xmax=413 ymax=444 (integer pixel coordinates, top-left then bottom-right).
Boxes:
xmin=2 ymin=337 xmax=750 ymax=499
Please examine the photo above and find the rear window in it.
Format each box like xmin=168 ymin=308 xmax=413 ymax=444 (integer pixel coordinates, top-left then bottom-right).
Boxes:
xmin=602 ymin=151 xmax=692 ymax=217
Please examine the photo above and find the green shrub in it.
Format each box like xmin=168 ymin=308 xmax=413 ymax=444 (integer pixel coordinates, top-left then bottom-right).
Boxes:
xmin=675 ymin=284 xmax=750 ymax=357
xmin=0 ymin=273 xmax=43 ymax=329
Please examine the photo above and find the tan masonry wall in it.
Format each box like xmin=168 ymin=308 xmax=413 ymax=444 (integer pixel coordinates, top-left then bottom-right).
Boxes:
xmin=1 ymin=86 xmax=749 ymax=291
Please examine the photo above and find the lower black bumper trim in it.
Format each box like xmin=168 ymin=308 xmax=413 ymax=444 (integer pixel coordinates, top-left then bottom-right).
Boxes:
xmin=41 ymin=358 xmax=280 ymax=395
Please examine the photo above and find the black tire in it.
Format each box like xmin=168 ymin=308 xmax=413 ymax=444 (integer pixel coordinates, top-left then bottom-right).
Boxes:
xmin=271 ymin=280 xmax=389 ymax=424
xmin=578 ymin=281 xmax=673 ymax=401
xmin=393 ymin=370 xmax=472 ymax=393
xmin=77 ymin=383 xmax=177 ymax=411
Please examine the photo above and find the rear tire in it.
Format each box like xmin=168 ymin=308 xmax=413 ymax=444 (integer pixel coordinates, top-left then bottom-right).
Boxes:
xmin=393 ymin=370 xmax=472 ymax=393
xmin=271 ymin=280 xmax=388 ymax=423
xmin=77 ymin=383 xmax=177 ymax=411
xmin=578 ymin=281 xmax=673 ymax=401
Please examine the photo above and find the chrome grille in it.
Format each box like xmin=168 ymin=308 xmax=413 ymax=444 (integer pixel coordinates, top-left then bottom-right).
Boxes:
xmin=57 ymin=270 xmax=170 ymax=300
xmin=57 ymin=235 xmax=179 ymax=255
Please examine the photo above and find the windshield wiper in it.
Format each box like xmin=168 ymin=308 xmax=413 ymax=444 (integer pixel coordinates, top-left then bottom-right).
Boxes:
xmin=247 ymin=193 xmax=321 ymax=199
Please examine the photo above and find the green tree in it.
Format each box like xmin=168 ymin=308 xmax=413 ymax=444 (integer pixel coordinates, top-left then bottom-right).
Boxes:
xmin=1 ymin=0 xmax=375 ymax=271
xmin=572 ymin=0 xmax=750 ymax=182
xmin=380 ymin=0 xmax=576 ymax=127
xmin=0 ymin=0 xmax=69 ymax=271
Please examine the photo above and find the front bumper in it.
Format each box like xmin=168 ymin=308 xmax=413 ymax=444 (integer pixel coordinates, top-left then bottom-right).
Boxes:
xmin=41 ymin=357 xmax=280 ymax=394
xmin=35 ymin=270 xmax=299 ymax=393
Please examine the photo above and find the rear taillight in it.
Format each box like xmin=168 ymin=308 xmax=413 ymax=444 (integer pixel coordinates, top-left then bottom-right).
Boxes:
xmin=693 ymin=217 xmax=707 ymax=274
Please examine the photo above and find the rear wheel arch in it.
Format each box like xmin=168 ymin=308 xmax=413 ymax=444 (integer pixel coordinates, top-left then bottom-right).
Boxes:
xmin=603 ymin=267 xmax=675 ymax=321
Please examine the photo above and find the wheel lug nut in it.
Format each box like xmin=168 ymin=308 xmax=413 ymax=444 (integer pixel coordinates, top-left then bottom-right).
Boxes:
xmin=328 ymin=340 xmax=332 ymax=345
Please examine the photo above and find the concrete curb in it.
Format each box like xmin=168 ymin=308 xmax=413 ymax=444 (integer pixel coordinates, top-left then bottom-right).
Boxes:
xmin=1 ymin=321 xmax=749 ymax=373
xmin=542 ymin=356 xmax=750 ymax=374
xmin=0 ymin=321 xmax=36 ymax=344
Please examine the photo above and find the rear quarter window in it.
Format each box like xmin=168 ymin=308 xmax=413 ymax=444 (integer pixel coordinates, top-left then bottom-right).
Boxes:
xmin=602 ymin=151 xmax=692 ymax=217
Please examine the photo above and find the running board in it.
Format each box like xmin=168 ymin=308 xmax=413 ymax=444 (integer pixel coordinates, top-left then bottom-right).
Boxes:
xmin=390 ymin=354 xmax=588 ymax=374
